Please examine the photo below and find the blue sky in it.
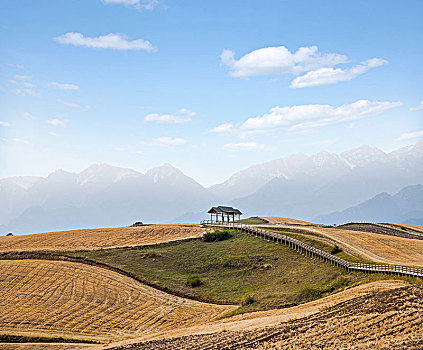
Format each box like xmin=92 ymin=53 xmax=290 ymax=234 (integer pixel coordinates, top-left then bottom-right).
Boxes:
xmin=1 ymin=0 xmax=422 ymax=186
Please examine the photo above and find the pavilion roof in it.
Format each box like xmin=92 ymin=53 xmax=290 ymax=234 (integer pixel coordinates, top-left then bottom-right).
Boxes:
xmin=208 ymin=206 xmax=242 ymax=215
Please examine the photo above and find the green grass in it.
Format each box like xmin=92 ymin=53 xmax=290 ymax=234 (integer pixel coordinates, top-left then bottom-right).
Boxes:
xmin=63 ymin=230 xmax=416 ymax=315
xmin=239 ymin=216 xmax=269 ymax=225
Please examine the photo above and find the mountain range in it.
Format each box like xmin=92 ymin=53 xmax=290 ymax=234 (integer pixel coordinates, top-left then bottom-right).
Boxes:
xmin=2 ymin=140 xmax=423 ymax=234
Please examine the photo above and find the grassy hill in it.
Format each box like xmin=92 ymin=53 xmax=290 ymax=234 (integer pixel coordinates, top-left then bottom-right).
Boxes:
xmin=65 ymin=229 xmax=413 ymax=315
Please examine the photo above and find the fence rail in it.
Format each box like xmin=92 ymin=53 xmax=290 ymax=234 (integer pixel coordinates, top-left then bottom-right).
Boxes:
xmin=200 ymin=220 xmax=423 ymax=278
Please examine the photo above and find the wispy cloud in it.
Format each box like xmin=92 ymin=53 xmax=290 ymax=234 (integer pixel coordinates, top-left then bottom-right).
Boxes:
xmin=410 ymin=100 xmax=423 ymax=111
xmin=222 ymin=142 xmax=267 ymax=152
xmin=144 ymin=108 xmax=196 ymax=124
xmin=210 ymin=100 xmax=401 ymax=135
xmin=221 ymin=45 xmax=386 ymax=87
xmin=10 ymin=137 xmax=31 ymax=145
xmin=397 ymin=129 xmax=423 ymax=141
xmin=56 ymin=99 xmax=80 ymax=108
xmin=54 ymin=32 xmax=157 ymax=52
xmin=8 ymin=63 xmax=24 ymax=69
xmin=140 ymin=136 xmax=187 ymax=146
xmin=22 ymin=112 xmax=36 ymax=120
xmin=103 ymin=0 xmax=158 ymax=10
xmin=14 ymin=74 xmax=30 ymax=81
xmin=0 ymin=121 xmax=11 ymax=127
xmin=290 ymin=58 xmax=387 ymax=88
xmin=49 ymin=82 xmax=80 ymax=90
xmin=47 ymin=118 xmax=68 ymax=127
xmin=12 ymin=88 xmax=41 ymax=98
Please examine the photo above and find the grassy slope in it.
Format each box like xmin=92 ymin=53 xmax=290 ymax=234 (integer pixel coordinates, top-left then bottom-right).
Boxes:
xmin=66 ymin=230 xmax=410 ymax=315
xmin=239 ymin=217 xmax=269 ymax=225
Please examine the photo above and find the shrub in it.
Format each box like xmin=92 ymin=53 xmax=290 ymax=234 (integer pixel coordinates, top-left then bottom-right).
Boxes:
xmin=244 ymin=295 xmax=255 ymax=305
xmin=203 ymin=230 xmax=232 ymax=242
xmin=186 ymin=275 xmax=202 ymax=287
xmin=132 ymin=221 xmax=144 ymax=227
xmin=331 ymin=245 xmax=342 ymax=255
xmin=6 ymin=232 xmax=13 ymax=236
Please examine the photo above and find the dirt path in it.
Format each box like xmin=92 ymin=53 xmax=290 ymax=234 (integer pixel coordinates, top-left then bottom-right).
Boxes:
xmin=101 ymin=279 xmax=407 ymax=349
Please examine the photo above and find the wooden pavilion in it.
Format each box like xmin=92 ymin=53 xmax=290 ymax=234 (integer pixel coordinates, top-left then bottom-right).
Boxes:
xmin=208 ymin=206 xmax=242 ymax=223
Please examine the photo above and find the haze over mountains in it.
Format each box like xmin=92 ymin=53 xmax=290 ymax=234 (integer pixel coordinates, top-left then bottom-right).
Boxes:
xmin=2 ymin=140 xmax=423 ymax=234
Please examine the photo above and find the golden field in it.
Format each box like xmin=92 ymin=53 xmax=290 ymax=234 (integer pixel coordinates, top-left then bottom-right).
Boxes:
xmin=0 ymin=225 xmax=202 ymax=252
xmin=0 ymin=259 xmax=235 ymax=344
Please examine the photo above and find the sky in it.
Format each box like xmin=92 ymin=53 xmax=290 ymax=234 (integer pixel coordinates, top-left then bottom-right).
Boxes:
xmin=1 ymin=0 xmax=422 ymax=187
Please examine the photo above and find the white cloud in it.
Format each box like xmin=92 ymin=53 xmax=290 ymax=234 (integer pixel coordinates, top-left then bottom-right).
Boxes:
xmin=47 ymin=119 xmax=68 ymax=127
xmin=23 ymin=82 xmax=34 ymax=88
xmin=221 ymin=45 xmax=387 ymax=87
xmin=115 ymin=147 xmax=126 ymax=152
xmin=221 ymin=45 xmax=348 ymax=78
xmin=103 ymin=0 xmax=158 ymax=10
xmin=49 ymin=82 xmax=80 ymax=90
xmin=144 ymin=108 xmax=196 ymax=124
xmin=0 ymin=85 xmax=5 ymax=91
xmin=410 ymin=100 xmax=423 ymax=111
xmin=397 ymin=129 xmax=423 ymax=141
xmin=54 ymin=32 xmax=156 ymax=52
xmin=22 ymin=112 xmax=36 ymax=120
xmin=210 ymin=100 xmax=401 ymax=135
xmin=14 ymin=74 xmax=30 ymax=80
xmin=222 ymin=142 xmax=267 ymax=152
xmin=57 ymin=99 xmax=80 ymax=108
xmin=0 ymin=121 xmax=11 ymax=127
xmin=10 ymin=137 xmax=31 ymax=145
xmin=208 ymin=122 xmax=235 ymax=134
xmin=12 ymin=88 xmax=41 ymax=98
xmin=140 ymin=136 xmax=187 ymax=147
xmin=48 ymin=132 xmax=59 ymax=136
xmin=8 ymin=64 xmax=24 ymax=69
xmin=290 ymin=58 xmax=387 ymax=88
xmin=178 ymin=108 xmax=196 ymax=117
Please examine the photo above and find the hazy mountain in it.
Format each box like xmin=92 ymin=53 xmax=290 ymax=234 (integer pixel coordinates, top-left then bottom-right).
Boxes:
xmin=315 ymin=184 xmax=423 ymax=224
xmin=2 ymin=140 xmax=423 ymax=234
xmin=1 ymin=163 xmax=214 ymax=234
xmin=230 ymin=141 xmax=423 ymax=219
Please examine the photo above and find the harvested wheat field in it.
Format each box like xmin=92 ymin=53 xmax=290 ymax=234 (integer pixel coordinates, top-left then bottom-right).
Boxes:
xmin=0 ymin=225 xmax=202 ymax=252
xmin=101 ymin=280 xmax=407 ymax=348
xmin=107 ymin=282 xmax=423 ymax=350
xmin=264 ymin=225 xmax=423 ymax=268
xmin=0 ymin=260 xmax=235 ymax=344
xmin=0 ymin=344 xmax=94 ymax=350
xmin=259 ymin=217 xmax=313 ymax=225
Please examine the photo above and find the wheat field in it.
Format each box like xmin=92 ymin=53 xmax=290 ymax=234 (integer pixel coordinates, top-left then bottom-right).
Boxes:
xmin=0 ymin=259 xmax=235 ymax=343
xmin=0 ymin=225 xmax=202 ymax=252
xmin=261 ymin=224 xmax=423 ymax=268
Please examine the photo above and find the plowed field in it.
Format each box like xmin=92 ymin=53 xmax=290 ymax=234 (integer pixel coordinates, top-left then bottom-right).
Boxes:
xmin=0 ymin=225 xmax=202 ymax=252
xmin=0 ymin=260 xmax=235 ymax=343
xmin=108 ymin=282 xmax=423 ymax=350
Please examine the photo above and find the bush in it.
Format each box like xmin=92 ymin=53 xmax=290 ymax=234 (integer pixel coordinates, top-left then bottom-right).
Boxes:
xmin=186 ymin=275 xmax=202 ymax=287
xmin=244 ymin=295 xmax=255 ymax=305
xmin=203 ymin=230 xmax=232 ymax=242
xmin=131 ymin=221 xmax=144 ymax=227
xmin=6 ymin=232 xmax=13 ymax=236
xmin=331 ymin=245 xmax=342 ymax=255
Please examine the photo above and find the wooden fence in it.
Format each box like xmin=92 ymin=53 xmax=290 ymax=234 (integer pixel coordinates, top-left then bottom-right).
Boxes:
xmin=201 ymin=220 xmax=423 ymax=278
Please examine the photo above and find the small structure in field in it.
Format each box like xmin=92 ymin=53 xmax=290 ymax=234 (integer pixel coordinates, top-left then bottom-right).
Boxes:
xmin=208 ymin=206 xmax=242 ymax=223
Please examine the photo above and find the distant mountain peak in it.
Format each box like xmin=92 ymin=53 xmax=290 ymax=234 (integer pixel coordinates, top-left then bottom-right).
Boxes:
xmin=146 ymin=163 xmax=185 ymax=183
xmin=78 ymin=163 xmax=140 ymax=186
